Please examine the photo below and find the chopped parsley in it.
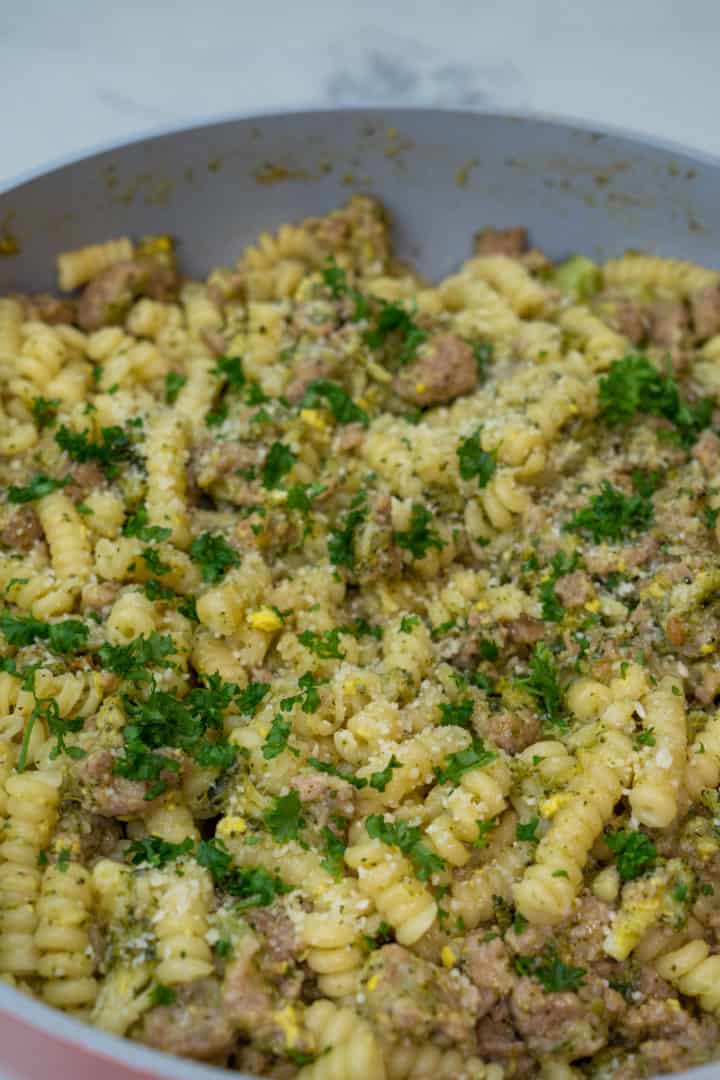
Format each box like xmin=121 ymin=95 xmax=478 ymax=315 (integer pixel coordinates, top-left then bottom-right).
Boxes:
xmin=55 ymin=423 xmax=136 ymax=480
xmin=262 ymin=442 xmax=296 ymax=490
xmin=514 ymin=944 xmax=585 ymax=992
xmin=438 ymin=698 xmax=475 ymax=729
xmin=263 ymin=791 xmax=304 ymax=843
xmin=149 ymin=984 xmax=177 ymax=1007
xmin=366 ymin=815 xmax=445 ymax=881
xmin=474 ymin=817 xmax=499 ymax=849
xmin=164 ymin=371 xmax=187 ymax=404
xmin=538 ymin=551 xmax=580 ymax=623
xmin=236 ymin=681 xmax=270 ymax=717
xmin=516 ymin=817 xmax=540 ymax=844
xmin=31 ymin=396 xmax=60 ymax=430
xmin=196 ymin=838 xmax=289 ymax=908
xmin=0 ymin=612 xmax=88 ymax=654
xmin=400 ymin=615 xmax=420 ymax=633
xmin=599 ymin=354 xmax=712 ymax=447
xmin=297 ymin=627 xmax=346 ymax=659
xmin=434 ymin=739 xmax=497 ymax=784
xmin=565 ymin=480 xmax=654 ymax=543
xmin=98 ymin=632 xmax=175 ymax=683
xmin=364 ymin=300 xmax=428 ymax=366
xmin=301 ymin=380 xmax=369 ymax=427
xmin=339 ymin=617 xmax=383 ymax=641
xmin=280 ymin=672 xmax=323 ymax=714
xmin=320 ymin=826 xmax=347 ymax=879
xmin=634 ymin=729 xmax=656 ymax=748
xmin=605 ymin=828 xmax=657 ymax=880
xmin=190 ymin=532 xmax=240 ymax=584
xmin=328 ymin=496 xmax=367 ymax=569
xmin=517 ymin=643 xmax=565 ymax=728
xmin=457 ymin=430 xmax=498 ymax=488
xmin=141 ymin=547 xmax=171 ymax=575
xmin=213 ymin=355 xmax=246 ymax=390
xmin=124 ymin=835 xmax=194 ymax=868
xmin=262 ymin=714 xmax=291 ymax=760
xmin=122 ymin=506 xmax=172 ymax=543
xmin=393 ymin=503 xmax=444 ymax=560
xmin=7 ymin=473 xmax=70 ymax=504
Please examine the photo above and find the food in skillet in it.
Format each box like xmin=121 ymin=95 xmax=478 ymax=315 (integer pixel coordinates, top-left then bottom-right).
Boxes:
xmin=1 ymin=197 xmax=720 ymax=1077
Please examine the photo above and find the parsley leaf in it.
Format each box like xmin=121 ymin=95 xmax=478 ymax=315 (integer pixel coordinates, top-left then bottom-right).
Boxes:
xmin=164 ymin=372 xmax=187 ymax=404
xmin=320 ymin=826 xmax=347 ymax=878
xmin=122 ymin=506 xmax=172 ymax=543
xmin=339 ymin=617 xmax=383 ymax=641
xmin=236 ymin=681 xmax=270 ymax=717
xmin=565 ymin=480 xmax=654 ymax=543
xmin=98 ymin=632 xmax=175 ymax=683
xmin=262 ymin=715 xmax=291 ymax=760
xmin=366 ymin=815 xmax=445 ymax=881
xmin=328 ymin=499 xmax=367 ymax=569
xmin=262 ymin=442 xmax=296 ymax=490
xmin=457 ymin=430 xmax=498 ymax=488
xmin=0 ymin=612 xmax=88 ymax=654
xmin=213 ymin=355 xmax=246 ymax=390
xmin=55 ymin=424 xmax=136 ymax=480
xmin=394 ymin=503 xmax=444 ymax=560
xmin=514 ymin=944 xmax=585 ymax=992
xmin=517 ymin=643 xmax=565 ymax=727
xmin=599 ymin=354 xmax=712 ymax=447
xmin=263 ymin=791 xmax=304 ymax=843
xmin=605 ymin=828 xmax=657 ymax=880
xmin=7 ymin=474 xmax=70 ymax=504
xmin=438 ymin=698 xmax=475 ymax=729
xmin=301 ymin=380 xmax=369 ymax=427
xmin=516 ymin=817 xmax=540 ymax=844
xmin=364 ymin=301 xmax=428 ymax=365
xmin=31 ymin=396 xmax=60 ymax=430
xmin=368 ymin=755 xmax=402 ymax=792
xmin=149 ymin=984 xmax=177 ymax=1007
xmin=47 ymin=620 xmax=89 ymax=654
xmin=190 ymin=532 xmax=240 ymax=584
xmin=125 ymin=835 xmax=194 ymax=868
xmin=308 ymin=757 xmax=368 ymax=790
xmin=434 ymin=739 xmax=497 ymax=784
xmin=196 ymin=838 xmax=289 ymax=908
xmin=297 ymin=628 xmax=346 ymax=660
xmin=141 ymin=547 xmax=171 ymax=575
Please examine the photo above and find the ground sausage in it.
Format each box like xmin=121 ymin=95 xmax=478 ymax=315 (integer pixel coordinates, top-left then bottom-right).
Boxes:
xmin=485 ymin=708 xmax=540 ymax=755
xmin=78 ymin=257 xmax=179 ymax=331
xmin=284 ymin=354 xmax=337 ymax=404
xmin=554 ymin=570 xmax=592 ymax=609
xmin=475 ymin=1000 xmax=535 ymax=1074
xmin=612 ymin=299 xmax=646 ymax=344
xmin=690 ymin=286 xmax=720 ymax=341
xmin=693 ymin=429 xmax=720 ymax=472
xmin=648 ymin=299 xmax=688 ymax=349
xmin=16 ymin=292 xmax=77 ymax=325
xmin=475 ymin=226 xmax=528 ymax=257
xmin=290 ymin=770 xmax=356 ymax=826
xmin=73 ymin=748 xmax=183 ymax=817
xmin=460 ymin=934 xmax=515 ymax=1019
xmin=510 ymin=977 xmax=608 ymax=1058
xmin=0 ymin=508 xmax=43 ymax=551
xmin=139 ymin=978 xmax=234 ymax=1061
xmin=393 ymin=333 xmax=477 ymax=407
xmin=504 ymin=615 xmax=545 ymax=645
xmin=361 ymin=944 xmax=481 ymax=1045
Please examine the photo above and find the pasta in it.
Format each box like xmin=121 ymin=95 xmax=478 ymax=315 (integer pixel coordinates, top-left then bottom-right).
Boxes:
xmin=0 ymin=198 xmax=719 ymax=1076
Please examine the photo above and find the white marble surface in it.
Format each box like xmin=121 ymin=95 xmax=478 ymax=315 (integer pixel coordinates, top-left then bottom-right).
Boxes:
xmin=3 ymin=0 xmax=720 ymax=190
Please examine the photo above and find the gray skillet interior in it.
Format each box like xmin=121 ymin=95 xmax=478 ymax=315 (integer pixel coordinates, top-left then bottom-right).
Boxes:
xmin=0 ymin=108 xmax=719 ymax=1080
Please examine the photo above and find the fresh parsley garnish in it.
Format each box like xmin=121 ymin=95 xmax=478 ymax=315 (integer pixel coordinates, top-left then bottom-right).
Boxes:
xmin=297 ymin=627 xmax=346 ymax=659
xmin=0 ymin=612 xmax=88 ymax=654
xmin=301 ymin=379 xmax=369 ymax=427
xmin=434 ymin=739 xmax=497 ymax=784
xmin=438 ymin=698 xmax=475 ymax=729
xmin=122 ymin=506 xmax=172 ymax=543
xmin=517 ymin=643 xmax=565 ymax=727
xmin=125 ymin=835 xmax=194 ymax=868
xmin=605 ymin=828 xmax=657 ymax=880
xmin=263 ymin=791 xmax=304 ymax=843
xmin=394 ymin=503 xmax=444 ymax=560
xmin=457 ymin=430 xmax=498 ymax=488
xmin=190 ymin=532 xmax=240 ymax=584
xmin=514 ymin=944 xmax=585 ymax=992
xmin=262 ymin=715 xmax=291 ymax=760
xmin=262 ymin=442 xmax=296 ymax=490
xmin=164 ymin=371 xmax=187 ymax=404
xmin=516 ymin=817 xmax=540 ymax=844
xmin=31 ymin=396 xmax=60 ymax=430
xmin=565 ymin=480 xmax=654 ymax=543
xmin=55 ymin=423 xmax=136 ymax=480
xmin=599 ymin=354 xmax=712 ymax=447
xmin=328 ymin=496 xmax=367 ymax=569
xmin=196 ymin=838 xmax=289 ymax=908
xmin=7 ymin=474 xmax=70 ymax=504
xmin=366 ymin=814 xmax=445 ymax=881
xmin=98 ymin=632 xmax=175 ymax=682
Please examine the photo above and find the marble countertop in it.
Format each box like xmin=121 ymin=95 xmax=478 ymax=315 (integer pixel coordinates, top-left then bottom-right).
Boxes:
xmin=3 ymin=0 xmax=720 ymax=190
